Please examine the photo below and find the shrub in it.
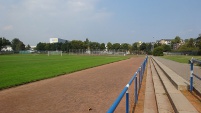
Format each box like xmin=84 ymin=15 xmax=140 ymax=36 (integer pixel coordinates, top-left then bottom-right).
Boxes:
xmin=153 ymin=46 xmax=164 ymax=56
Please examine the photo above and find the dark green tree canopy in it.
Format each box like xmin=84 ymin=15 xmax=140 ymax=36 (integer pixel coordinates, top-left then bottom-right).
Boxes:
xmin=153 ymin=46 xmax=164 ymax=56
xmin=11 ymin=38 xmax=25 ymax=51
xmin=100 ymin=43 xmax=106 ymax=50
xmin=162 ymin=44 xmax=171 ymax=52
xmin=89 ymin=42 xmax=100 ymax=50
xmin=120 ymin=43 xmax=130 ymax=50
xmin=36 ymin=42 xmax=46 ymax=51
xmin=171 ymin=36 xmax=181 ymax=44
xmin=196 ymin=34 xmax=201 ymax=50
xmin=112 ymin=43 xmax=121 ymax=50
xmin=26 ymin=44 xmax=31 ymax=50
xmin=132 ymin=42 xmax=138 ymax=51
xmin=107 ymin=42 xmax=112 ymax=50
xmin=0 ymin=37 xmax=11 ymax=50
xmin=139 ymin=43 xmax=146 ymax=51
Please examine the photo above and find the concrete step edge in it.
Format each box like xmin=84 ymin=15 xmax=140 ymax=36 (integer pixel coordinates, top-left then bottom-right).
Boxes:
xmin=152 ymin=57 xmax=189 ymax=91
xmin=151 ymin=57 xmax=198 ymax=113
xmin=143 ymin=58 xmax=158 ymax=113
xmin=150 ymin=58 xmax=174 ymax=113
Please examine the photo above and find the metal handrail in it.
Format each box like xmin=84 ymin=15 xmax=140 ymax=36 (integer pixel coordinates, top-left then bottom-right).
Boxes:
xmin=190 ymin=58 xmax=201 ymax=92
xmin=192 ymin=59 xmax=201 ymax=64
xmin=192 ymin=73 xmax=201 ymax=80
xmin=107 ymin=56 xmax=148 ymax=113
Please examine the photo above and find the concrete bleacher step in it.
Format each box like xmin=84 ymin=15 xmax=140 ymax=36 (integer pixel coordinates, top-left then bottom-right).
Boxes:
xmin=143 ymin=59 xmax=158 ymax=113
xmin=151 ymin=57 xmax=198 ymax=113
xmin=150 ymin=58 xmax=174 ymax=113
xmin=152 ymin=57 xmax=189 ymax=91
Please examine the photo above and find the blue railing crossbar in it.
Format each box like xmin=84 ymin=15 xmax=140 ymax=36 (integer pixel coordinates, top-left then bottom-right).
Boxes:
xmin=192 ymin=73 xmax=201 ymax=80
xmin=192 ymin=59 xmax=201 ymax=64
xmin=190 ymin=58 xmax=201 ymax=92
xmin=107 ymin=85 xmax=129 ymax=113
xmin=107 ymin=56 xmax=148 ymax=113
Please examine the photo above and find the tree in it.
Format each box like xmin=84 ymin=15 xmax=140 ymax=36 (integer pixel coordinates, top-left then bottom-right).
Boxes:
xmin=196 ymin=34 xmax=201 ymax=49
xmin=71 ymin=40 xmax=85 ymax=49
xmin=11 ymin=38 xmax=25 ymax=51
xmin=89 ymin=42 xmax=100 ymax=50
xmin=100 ymin=43 xmax=106 ymax=50
xmin=146 ymin=43 xmax=152 ymax=54
xmin=153 ymin=46 xmax=164 ymax=56
xmin=0 ymin=37 xmax=11 ymax=50
xmin=84 ymin=38 xmax=90 ymax=50
xmin=120 ymin=43 xmax=130 ymax=50
xmin=107 ymin=42 xmax=112 ymax=50
xmin=139 ymin=43 xmax=146 ymax=51
xmin=36 ymin=42 xmax=46 ymax=51
xmin=171 ymin=36 xmax=181 ymax=48
xmin=112 ymin=43 xmax=121 ymax=50
xmin=175 ymin=36 xmax=181 ymax=43
xmin=17 ymin=42 xmax=25 ymax=51
xmin=26 ymin=44 xmax=31 ymax=50
xmin=186 ymin=38 xmax=195 ymax=48
xmin=162 ymin=44 xmax=171 ymax=52
xmin=61 ymin=41 xmax=70 ymax=52
xmin=56 ymin=42 xmax=63 ymax=51
xmin=45 ymin=43 xmax=51 ymax=50
xmin=132 ymin=42 xmax=138 ymax=51
xmin=154 ymin=42 xmax=161 ymax=48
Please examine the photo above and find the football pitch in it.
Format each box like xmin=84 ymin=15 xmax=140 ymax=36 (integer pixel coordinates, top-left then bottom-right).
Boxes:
xmin=0 ymin=54 xmax=130 ymax=90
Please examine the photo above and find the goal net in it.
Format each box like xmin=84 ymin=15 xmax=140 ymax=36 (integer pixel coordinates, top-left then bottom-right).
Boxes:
xmin=48 ymin=51 xmax=62 ymax=56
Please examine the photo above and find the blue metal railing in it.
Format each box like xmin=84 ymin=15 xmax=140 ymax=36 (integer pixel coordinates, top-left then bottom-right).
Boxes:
xmin=107 ymin=56 xmax=148 ymax=113
xmin=190 ymin=58 xmax=201 ymax=92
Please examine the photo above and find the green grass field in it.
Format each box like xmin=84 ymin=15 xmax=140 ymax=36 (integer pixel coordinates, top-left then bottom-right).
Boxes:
xmin=0 ymin=54 xmax=131 ymax=90
xmin=161 ymin=55 xmax=201 ymax=63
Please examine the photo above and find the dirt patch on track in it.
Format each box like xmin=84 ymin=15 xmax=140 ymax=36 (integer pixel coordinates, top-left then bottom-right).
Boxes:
xmin=181 ymin=90 xmax=201 ymax=113
xmin=0 ymin=57 xmax=144 ymax=113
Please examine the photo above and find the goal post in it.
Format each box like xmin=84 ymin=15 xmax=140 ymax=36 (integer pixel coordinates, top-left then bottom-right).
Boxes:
xmin=48 ymin=51 xmax=62 ymax=56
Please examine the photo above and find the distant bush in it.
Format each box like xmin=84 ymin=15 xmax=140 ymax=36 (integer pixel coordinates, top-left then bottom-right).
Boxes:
xmin=147 ymin=51 xmax=152 ymax=55
xmin=153 ymin=46 xmax=164 ymax=56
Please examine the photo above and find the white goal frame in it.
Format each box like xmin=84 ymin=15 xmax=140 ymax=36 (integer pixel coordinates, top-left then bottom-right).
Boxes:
xmin=48 ymin=51 xmax=62 ymax=56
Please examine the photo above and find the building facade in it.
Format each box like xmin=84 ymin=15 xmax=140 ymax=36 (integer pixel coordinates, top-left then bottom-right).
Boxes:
xmin=50 ymin=38 xmax=67 ymax=43
xmin=157 ymin=39 xmax=172 ymax=45
xmin=1 ymin=45 xmax=13 ymax=51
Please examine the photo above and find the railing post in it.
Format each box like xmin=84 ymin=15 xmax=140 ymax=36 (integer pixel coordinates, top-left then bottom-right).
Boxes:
xmin=135 ymin=77 xmax=138 ymax=104
xmin=126 ymin=84 xmax=129 ymax=113
xmin=140 ymin=67 xmax=142 ymax=84
xmin=190 ymin=59 xmax=193 ymax=92
xmin=143 ymin=61 xmax=145 ymax=74
xmin=107 ymin=56 xmax=148 ymax=112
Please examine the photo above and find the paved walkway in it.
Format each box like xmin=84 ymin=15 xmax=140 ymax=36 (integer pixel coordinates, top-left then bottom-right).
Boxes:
xmin=0 ymin=57 xmax=144 ymax=113
xmin=154 ymin=57 xmax=201 ymax=93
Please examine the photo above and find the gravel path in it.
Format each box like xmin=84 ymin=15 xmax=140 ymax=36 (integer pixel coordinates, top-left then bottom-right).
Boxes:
xmin=0 ymin=57 xmax=144 ymax=113
xmin=154 ymin=57 xmax=201 ymax=93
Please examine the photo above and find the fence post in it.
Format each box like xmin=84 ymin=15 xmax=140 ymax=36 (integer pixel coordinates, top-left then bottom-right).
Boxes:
xmin=135 ymin=76 xmax=138 ymax=104
xmin=138 ymin=67 xmax=140 ymax=86
xmin=190 ymin=59 xmax=193 ymax=92
xmin=140 ymin=67 xmax=142 ymax=84
xmin=126 ymin=84 xmax=129 ymax=113
xmin=143 ymin=61 xmax=145 ymax=75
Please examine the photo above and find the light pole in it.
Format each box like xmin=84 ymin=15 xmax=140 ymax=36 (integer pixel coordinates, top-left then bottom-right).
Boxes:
xmin=152 ymin=37 xmax=154 ymax=51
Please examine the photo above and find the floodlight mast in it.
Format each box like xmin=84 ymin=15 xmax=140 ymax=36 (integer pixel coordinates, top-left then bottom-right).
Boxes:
xmin=152 ymin=37 xmax=155 ymax=51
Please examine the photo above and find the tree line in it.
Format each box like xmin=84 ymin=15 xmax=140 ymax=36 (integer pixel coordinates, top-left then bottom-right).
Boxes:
xmin=0 ymin=38 xmax=28 ymax=51
xmin=152 ymin=35 xmax=201 ymax=55
xmin=36 ymin=38 xmax=154 ymax=54
xmin=1 ymin=34 xmax=201 ymax=55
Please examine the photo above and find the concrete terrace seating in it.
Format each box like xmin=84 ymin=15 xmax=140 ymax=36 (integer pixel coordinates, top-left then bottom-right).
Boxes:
xmin=152 ymin=57 xmax=189 ymax=91
xmin=143 ymin=57 xmax=199 ymax=113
